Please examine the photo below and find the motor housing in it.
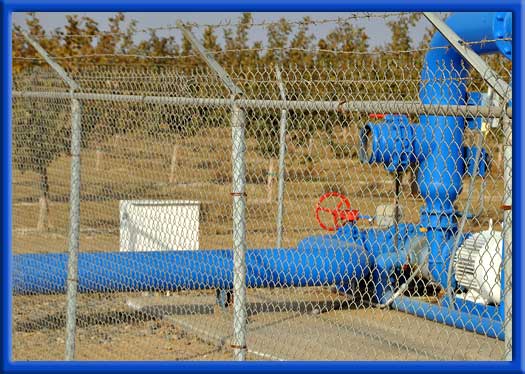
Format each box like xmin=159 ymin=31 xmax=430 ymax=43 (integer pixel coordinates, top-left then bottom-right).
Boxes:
xmin=454 ymin=228 xmax=502 ymax=305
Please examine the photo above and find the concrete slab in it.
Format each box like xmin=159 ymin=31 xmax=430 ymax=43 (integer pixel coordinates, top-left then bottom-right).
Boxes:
xmin=126 ymin=288 xmax=504 ymax=361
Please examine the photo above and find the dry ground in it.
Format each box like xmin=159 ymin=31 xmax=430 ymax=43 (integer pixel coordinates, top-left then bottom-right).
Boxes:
xmin=11 ymin=127 xmax=506 ymax=361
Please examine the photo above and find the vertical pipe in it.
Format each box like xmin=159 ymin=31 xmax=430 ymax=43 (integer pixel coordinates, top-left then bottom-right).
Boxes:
xmin=502 ymin=113 xmax=512 ymax=360
xmin=418 ymin=12 xmax=506 ymax=290
xmin=18 ymin=29 xmax=83 ymax=362
xmin=177 ymin=23 xmax=247 ymax=360
xmin=231 ymin=102 xmax=247 ymax=361
xmin=65 ymin=94 xmax=81 ymax=360
xmin=446 ymin=127 xmax=486 ymax=301
xmin=275 ymin=66 xmax=287 ymax=248
xmin=95 ymin=147 xmax=103 ymax=172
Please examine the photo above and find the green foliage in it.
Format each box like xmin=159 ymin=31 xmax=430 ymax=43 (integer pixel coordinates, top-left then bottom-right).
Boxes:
xmin=12 ymin=70 xmax=71 ymax=199
xmin=265 ymin=18 xmax=292 ymax=64
xmin=12 ymin=95 xmax=70 ymax=176
xmin=247 ymin=115 xmax=280 ymax=158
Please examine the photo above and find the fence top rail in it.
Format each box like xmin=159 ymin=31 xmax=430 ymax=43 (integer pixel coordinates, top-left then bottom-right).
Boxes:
xmin=11 ymin=90 xmax=512 ymax=119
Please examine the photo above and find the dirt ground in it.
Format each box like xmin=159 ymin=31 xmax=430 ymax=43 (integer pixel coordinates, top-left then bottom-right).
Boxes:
xmin=11 ymin=128 xmax=507 ymax=361
xmin=12 ymin=287 xmax=505 ymax=361
xmin=12 ymin=292 xmax=233 ymax=361
xmin=13 ymin=318 xmax=231 ymax=361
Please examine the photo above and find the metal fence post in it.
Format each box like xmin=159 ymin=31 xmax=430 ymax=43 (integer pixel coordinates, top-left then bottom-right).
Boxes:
xmin=64 ymin=94 xmax=81 ymax=360
xmin=177 ymin=22 xmax=247 ymax=360
xmin=231 ymin=101 xmax=248 ymax=360
xmin=18 ymin=28 xmax=82 ymax=361
xmin=275 ymin=65 xmax=287 ymax=248
xmin=502 ymin=112 xmax=512 ymax=360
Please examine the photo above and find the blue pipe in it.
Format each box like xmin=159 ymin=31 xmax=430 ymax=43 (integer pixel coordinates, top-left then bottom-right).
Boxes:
xmin=391 ymin=296 xmax=504 ymax=340
xmin=419 ymin=12 xmax=511 ymax=289
xmin=12 ymin=243 xmax=369 ymax=294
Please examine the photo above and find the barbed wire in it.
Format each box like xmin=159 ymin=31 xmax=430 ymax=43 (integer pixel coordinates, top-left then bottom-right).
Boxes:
xmin=12 ymin=38 xmax=511 ymax=64
xmin=8 ymin=49 xmax=438 ymax=63
xmin=12 ymin=12 xmax=415 ymax=41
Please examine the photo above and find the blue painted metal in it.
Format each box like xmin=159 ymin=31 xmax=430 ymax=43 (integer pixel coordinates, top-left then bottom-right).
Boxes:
xmin=359 ymin=114 xmax=420 ymax=172
xmin=12 ymin=244 xmax=370 ymax=295
xmin=350 ymin=12 xmax=511 ymax=341
xmin=419 ymin=12 xmax=511 ymax=289
xmin=463 ymin=145 xmax=490 ymax=177
xmin=306 ymin=221 xmax=417 ymax=259
xmin=493 ymin=12 xmax=513 ymax=59
xmin=312 ymin=222 xmax=419 ymax=302
xmin=453 ymin=294 xmax=503 ymax=322
xmin=360 ymin=114 xmax=490 ymax=178
xmin=358 ymin=12 xmax=511 ymax=289
xmin=392 ymin=296 xmax=504 ymax=340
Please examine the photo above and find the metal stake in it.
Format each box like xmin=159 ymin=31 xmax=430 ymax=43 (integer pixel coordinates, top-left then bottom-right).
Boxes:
xmin=18 ymin=29 xmax=82 ymax=361
xmin=275 ymin=65 xmax=288 ymax=248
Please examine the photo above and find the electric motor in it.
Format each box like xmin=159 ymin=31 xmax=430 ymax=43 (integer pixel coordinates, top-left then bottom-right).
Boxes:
xmin=454 ymin=226 xmax=502 ymax=305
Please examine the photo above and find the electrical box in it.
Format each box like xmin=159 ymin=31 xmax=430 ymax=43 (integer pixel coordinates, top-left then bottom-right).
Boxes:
xmin=374 ymin=204 xmax=403 ymax=228
xmin=119 ymin=200 xmax=199 ymax=252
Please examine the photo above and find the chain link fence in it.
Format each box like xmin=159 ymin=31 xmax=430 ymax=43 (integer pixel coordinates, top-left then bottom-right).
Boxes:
xmin=11 ymin=12 xmax=512 ymax=361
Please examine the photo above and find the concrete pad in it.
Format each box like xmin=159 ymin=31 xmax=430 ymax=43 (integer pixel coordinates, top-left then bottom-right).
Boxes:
xmin=126 ymin=288 xmax=504 ymax=361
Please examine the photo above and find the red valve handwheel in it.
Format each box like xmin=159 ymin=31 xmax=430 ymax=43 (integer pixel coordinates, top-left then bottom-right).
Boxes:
xmin=315 ymin=191 xmax=360 ymax=232
xmin=369 ymin=113 xmax=401 ymax=120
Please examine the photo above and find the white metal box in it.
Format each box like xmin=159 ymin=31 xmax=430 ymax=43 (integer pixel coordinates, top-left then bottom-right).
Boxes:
xmin=119 ymin=200 xmax=199 ymax=252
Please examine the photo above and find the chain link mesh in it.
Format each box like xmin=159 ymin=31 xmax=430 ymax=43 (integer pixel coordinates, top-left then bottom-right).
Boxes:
xmin=11 ymin=13 xmax=512 ymax=361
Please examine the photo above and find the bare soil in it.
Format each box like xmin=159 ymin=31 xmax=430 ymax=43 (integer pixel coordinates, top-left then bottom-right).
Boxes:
xmin=11 ymin=128 xmax=506 ymax=361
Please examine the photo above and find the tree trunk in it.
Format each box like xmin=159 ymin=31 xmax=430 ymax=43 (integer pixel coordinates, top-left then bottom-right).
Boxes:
xmin=266 ymin=159 xmax=275 ymax=203
xmin=407 ymin=164 xmax=420 ymax=197
xmin=497 ymin=143 xmax=504 ymax=173
xmin=307 ymin=137 xmax=314 ymax=160
xmin=37 ymin=167 xmax=50 ymax=231
xmin=285 ymin=134 xmax=295 ymax=155
xmin=95 ymin=147 xmax=103 ymax=172
xmin=169 ymin=144 xmax=179 ymax=184
xmin=113 ymin=134 xmax=121 ymax=150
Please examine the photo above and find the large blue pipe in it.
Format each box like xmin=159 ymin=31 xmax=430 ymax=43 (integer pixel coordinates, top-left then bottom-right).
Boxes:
xmin=418 ymin=12 xmax=512 ymax=289
xmin=391 ymin=296 xmax=504 ymax=340
xmin=13 ymin=243 xmax=369 ymax=294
